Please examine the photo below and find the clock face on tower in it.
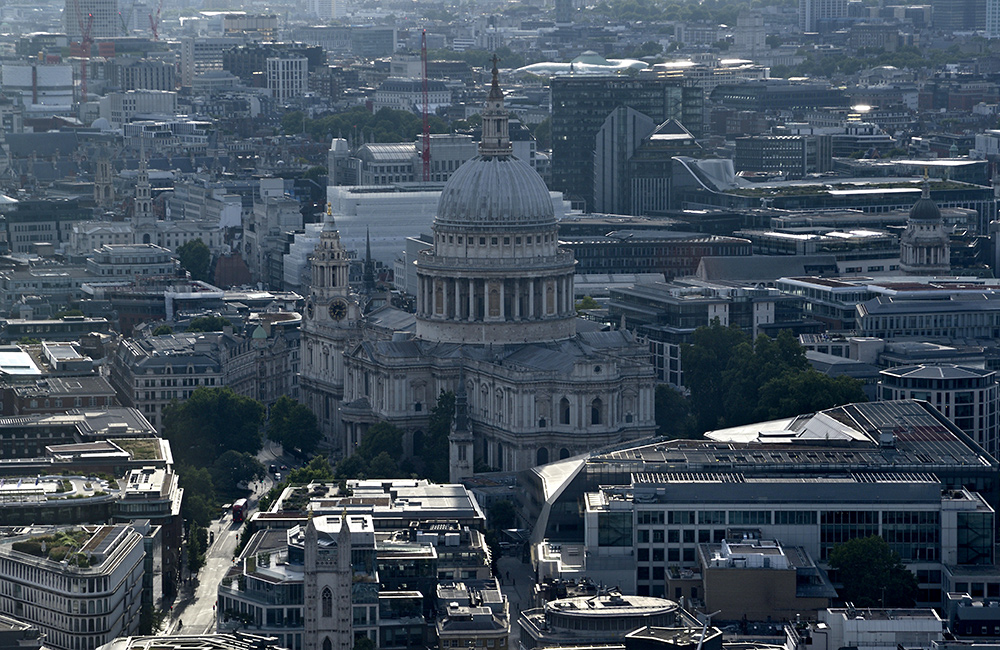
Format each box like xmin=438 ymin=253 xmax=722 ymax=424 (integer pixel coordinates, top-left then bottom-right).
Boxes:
xmin=328 ymin=299 xmax=348 ymax=321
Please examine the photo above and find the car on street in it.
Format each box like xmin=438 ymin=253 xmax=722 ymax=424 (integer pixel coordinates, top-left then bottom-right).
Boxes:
xmin=269 ymin=464 xmax=277 ymax=473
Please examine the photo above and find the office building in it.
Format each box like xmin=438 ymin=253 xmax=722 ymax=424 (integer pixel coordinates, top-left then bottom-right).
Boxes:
xmin=551 ymin=75 xmax=703 ymax=211
xmin=0 ymin=524 xmax=145 ymax=650
xmin=799 ymin=0 xmax=849 ymax=31
xmin=267 ymin=56 xmax=308 ymax=103
xmin=63 ymin=0 xmax=119 ymax=39
xmin=734 ymin=135 xmax=832 ymax=176
xmin=527 ymin=399 xmax=998 ymax=606
xmin=879 ymin=365 xmax=999 ymax=460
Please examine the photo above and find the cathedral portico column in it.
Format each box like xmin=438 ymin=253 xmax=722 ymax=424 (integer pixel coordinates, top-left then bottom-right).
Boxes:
xmin=529 ymin=279 xmax=535 ymax=319
xmin=514 ymin=279 xmax=521 ymax=319
xmin=500 ymin=281 xmax=506 ymax=320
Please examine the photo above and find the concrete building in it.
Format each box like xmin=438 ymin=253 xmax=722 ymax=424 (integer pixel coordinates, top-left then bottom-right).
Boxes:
xmin=734 ymin=135 xmax=832 ymax=176
xmin=109 ymin=333 xmax=224 ymax=430
xmin=527 ymin=399 xmax=999 ymax=606
xmin=63 ymin=0 xmax=119 ymax=39
xmin=371 ymin=78 xmax=451 ymax=113
xmin=879 ymin=365 xmax=999 ymax=460
xmin=266 ymin=56 xmax=308 ymax=103
xmin=518 ymin=593 xmax=707 ymax=650
xmin=86 ymin=243 xmax=178 ymax=279
xmin=180 ymin=36 xmax=246 ymax=88
xmin=0 ymin=524 xmax=145 ymax=650
xmin=799 ymin=0 xmax=849 ymax=32
xmin=112 ymin=58 xmax=175 ymax=92
xmin=245 ymin=178 xmax=304 ymax=289
xmin=789 ymin=607 xmax=945 ymax=650
xmin=99 ymin=90 xmax=178 ymax=128
xmin=693 ymin=538 xmax=836 ymax=620
xmin=551 ymin=75 xmax=703 ymax=211
xmin=0 ymin=63 xmax=73 ymax=115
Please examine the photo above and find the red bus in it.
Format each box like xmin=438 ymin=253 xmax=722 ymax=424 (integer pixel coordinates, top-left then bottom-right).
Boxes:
xmin=232 ymin=498 xmax=248 ymax=523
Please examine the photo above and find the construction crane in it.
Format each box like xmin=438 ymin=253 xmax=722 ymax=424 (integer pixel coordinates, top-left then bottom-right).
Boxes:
xmin=421 ymin=29 xmax=430 ymax=183
xmin=119 ymin=0 xmax=136 ymax=35
xmin=71 ymin=0 xmax=95 ymax=103
xmin=149 ymin=0 xmax=164 ymax=40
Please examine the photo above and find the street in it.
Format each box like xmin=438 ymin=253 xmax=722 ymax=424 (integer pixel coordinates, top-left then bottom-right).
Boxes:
xmin=163 ymin=439 xmax=294 ymax=635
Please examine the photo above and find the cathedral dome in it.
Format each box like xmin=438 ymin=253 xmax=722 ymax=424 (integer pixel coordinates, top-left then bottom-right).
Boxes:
xmin=434 ymin=155 xmax=554 ymax=230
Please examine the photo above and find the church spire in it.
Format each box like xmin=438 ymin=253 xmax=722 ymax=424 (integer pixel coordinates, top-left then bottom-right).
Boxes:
xmin=363 ymin=227 xmax=375 ymax=293
xmin=478 ymin=54 xmax=512 ymax=159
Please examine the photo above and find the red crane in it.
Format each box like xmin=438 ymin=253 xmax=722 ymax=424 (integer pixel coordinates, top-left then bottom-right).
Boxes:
xmin=421 ymin=29 xmax=430 ymax=183
xmin=71 ymin=0 xmax=94 ymax=103
xmin=149 ymin=0 xmax=163 ymax=40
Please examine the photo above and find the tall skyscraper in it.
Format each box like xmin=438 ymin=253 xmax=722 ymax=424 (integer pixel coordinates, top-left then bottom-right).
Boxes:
xmin=550 ymin=75 xmax=702 ymax=212
xmin=989 ymin=0 xmax=1000 ymax=37
xmin=798 ymin=0 xmax=848 ymax=31
xmin=64 ymin=0 xmax=120 ymax=39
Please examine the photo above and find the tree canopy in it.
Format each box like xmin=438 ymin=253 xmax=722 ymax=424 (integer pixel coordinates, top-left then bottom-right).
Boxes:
xmin=335 ymin=422 xmax=407 ymax=479
xmin=211 ymin=450 xmax=266 ymax=495
xmin=668 ymin=322 xmax=867 ymax=434
xmin=282 ymin=107 xmax=448 ymax=144
xmin=162 ymin=387 xmax=266 ymax=468
xmin=829 ymin=536 xmax=918 ymax=607
xmin=418 ymin=391 xmax=454 ymax=484
xmin=187 ymin=315 xmax=231 ymax=333
xmin=177 ymin=239 xmax=211 ymax=282
xmin=267 ymin=396 xmax=322 ymax=455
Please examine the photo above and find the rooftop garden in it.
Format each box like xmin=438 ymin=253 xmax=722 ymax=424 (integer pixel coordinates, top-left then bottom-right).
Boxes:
xmin=115 ymin=438 xmax=161 ymax=461
xmin=11 ymin=529 xmax=92 ymax=567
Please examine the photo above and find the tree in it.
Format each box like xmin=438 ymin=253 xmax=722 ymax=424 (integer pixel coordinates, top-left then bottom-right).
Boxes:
xmin=828 ymin=536 xmax=918 ymax=607
xmin=575 ymin=295 xmax=600 ymax=311
xmin=489 ymin=499 xmax=518 ymax=530
xmin=162 ymin=387 xmax=266 ymax=468
xmin=152 ymin=325 xmax=173 ymax=336
xmin=335 ymin=422 xmax=406 ymax=479
xmin=267 ymin=396 xmax=322 ymax=455
xmin=288 ymin=455 xmax=336 ymax=485
xmin=418 ymin=391 xmax=454 ymax=483
xmin=682 ymin=323 xmax=866 ymax=432
xmin=654 ymin=385 xmax=697 ymax=439
xmin=211 ymin=450 xmax=266 ymax=495
xmin=187 ymin=315 xmax=230 ymax=332
xmin=178 ymin=465 xmax=216 ymax=528
xmin=356 ymin=422 xmax=404 ymax=463
xmin=353 ymin=638 xmax=375 ymax=650
xmin=177 ymin=239 xmax=211 ymax=282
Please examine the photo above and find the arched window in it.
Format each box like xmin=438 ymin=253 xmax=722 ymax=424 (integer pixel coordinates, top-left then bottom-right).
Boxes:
xmin=591 ymin=398 xmax=603 ymax=425
xmin=322 ymin=587 xmax=332 ymax=618
xmin=323 ymin=639 xmax=332 ymax=650
xmin=560 ymin=398 xmax=570 ymax=425
xmin=537 ymin=447 xmax=549 ymax=465
xmin=496 ymin=442 xmax=503 ymax=471
xmin=559 ymin=448 xmax=570 ymax=460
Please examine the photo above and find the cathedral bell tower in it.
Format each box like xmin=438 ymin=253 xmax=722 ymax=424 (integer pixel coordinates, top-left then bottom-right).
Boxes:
xmin=300 ymin=204 xmax=362 ymax=455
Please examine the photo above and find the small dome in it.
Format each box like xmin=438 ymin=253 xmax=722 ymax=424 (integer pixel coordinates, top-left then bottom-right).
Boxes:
xmin=435 ymin=155 xmax=554 ymax=230
xmin=909 ymin=185 xmax=941 ymax=223
xmin=91 ymin=117 xmax=111 ymax=131
xmin=252 ymin=325 xmax=267 ymax=339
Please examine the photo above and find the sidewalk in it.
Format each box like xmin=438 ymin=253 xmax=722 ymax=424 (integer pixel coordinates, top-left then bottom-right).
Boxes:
xmin=498 ymin=555 xmax=535 ymax=649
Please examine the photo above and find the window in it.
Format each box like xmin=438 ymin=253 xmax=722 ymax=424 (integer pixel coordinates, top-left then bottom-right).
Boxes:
xmin=591 ymin=398 xmax=603 ymax=425
xmin=322 ymin=588 xmax=332 ymax=618
xmin=560 ymin=398 xmax=570 ymax=425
